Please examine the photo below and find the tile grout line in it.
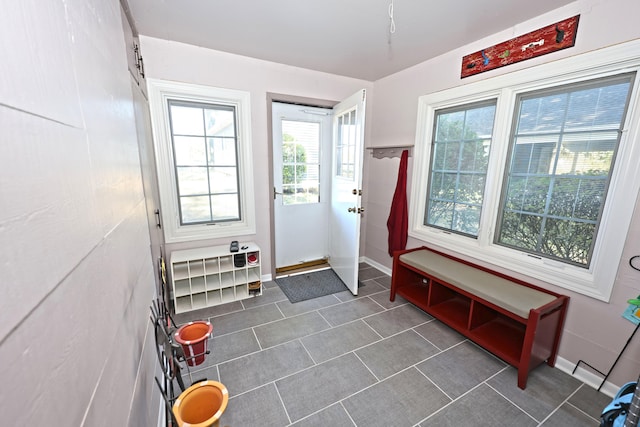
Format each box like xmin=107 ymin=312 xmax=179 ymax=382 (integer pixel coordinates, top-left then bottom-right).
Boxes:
xmin=352 ymin=351 xmax=381 ymax=383
xmin=485 ymin=378 xmax=544 ymax=425
xmin=272 ymin=381 xmax=293 ymax=426
xmin=535 ymin=383 xmax=600 ymax=426
xmin=212 ymin=304 xmax=442 ymax=369
xmin=339 ymin=401 xmax=359 ymax=427
xmin=415 ymin=379 xmax=488 ymax=425
xmin=318 ymin=340 xmax=475 ymax=424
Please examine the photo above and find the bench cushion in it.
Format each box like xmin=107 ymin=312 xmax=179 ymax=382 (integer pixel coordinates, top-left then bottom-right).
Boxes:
xmin=399 ymin=249 xmax=557 ymax=319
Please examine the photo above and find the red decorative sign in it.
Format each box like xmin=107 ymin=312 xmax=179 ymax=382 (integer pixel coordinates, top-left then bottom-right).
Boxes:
xmin=461 ymin=15 xmax=580 ymax=78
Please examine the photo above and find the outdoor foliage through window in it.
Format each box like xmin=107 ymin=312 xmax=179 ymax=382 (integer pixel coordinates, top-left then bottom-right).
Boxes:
xmin=423 ymin=75 xmax=633 ymax=268
xmin=496 ymin=76 xmax=633 ymax=267
xmin=426 ymin=101 xmax=496 ymax=236
xmin=281 ymin=120 xmax=320 ymax=205
xmin=335 ymin=109 xmax=357 ymax=180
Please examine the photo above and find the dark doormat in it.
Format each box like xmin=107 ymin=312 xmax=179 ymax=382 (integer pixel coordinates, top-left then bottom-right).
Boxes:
xmin=276 ymin=268 xmax=357 ymax=303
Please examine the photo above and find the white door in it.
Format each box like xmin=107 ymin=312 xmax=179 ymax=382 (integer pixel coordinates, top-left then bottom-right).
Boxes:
xmin=273 ymin=102 xmax=332 ymax=269
xmin=329 ymin=90 xmax=366 ymax=295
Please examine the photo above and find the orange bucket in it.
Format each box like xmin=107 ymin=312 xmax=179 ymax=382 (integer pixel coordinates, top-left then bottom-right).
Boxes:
xmin=174 ymin=321 xmax=213 ymax=366
xmin=172 ymin=381 xmax=228 ymax=427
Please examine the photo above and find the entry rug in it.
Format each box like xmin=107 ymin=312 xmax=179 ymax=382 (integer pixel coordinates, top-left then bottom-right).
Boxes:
xmin=276 ymin=268 xmax=358 ymax=303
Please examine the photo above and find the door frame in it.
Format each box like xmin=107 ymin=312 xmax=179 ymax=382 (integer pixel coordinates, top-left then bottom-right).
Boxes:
xmin=272 ymin=101 xmax=332 ymax=271
xmin=267 ymin=93 xmax=337 ymax=279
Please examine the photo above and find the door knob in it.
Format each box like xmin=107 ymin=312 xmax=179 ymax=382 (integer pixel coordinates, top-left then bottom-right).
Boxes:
xmin=348 ymin=207 xmax=356 ymax=213
xmin=358 ymin=208 xmax=365 ymax=214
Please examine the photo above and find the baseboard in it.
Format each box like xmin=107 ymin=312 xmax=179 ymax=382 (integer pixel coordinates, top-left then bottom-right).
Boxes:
xmin=554 ymin=356 xmax=618 ymax=397
xmin=361 ymin=256 xmax=392 ymax=276
xmin=157 ymin=398 xmax=165 ymax=427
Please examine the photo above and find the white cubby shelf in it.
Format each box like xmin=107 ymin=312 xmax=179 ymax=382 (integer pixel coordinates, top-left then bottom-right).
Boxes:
xmin=169 ymin=242 xmax=262 ymax=314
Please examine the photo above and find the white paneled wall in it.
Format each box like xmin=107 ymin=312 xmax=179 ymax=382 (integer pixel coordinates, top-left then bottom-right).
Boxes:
xmin=0 ymin=0 xmax=83 ymax=127
xmin=0 ymin=0 xmax=157 ymax=425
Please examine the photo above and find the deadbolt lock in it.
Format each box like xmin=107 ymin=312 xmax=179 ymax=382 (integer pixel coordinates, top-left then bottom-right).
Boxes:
xmin=352 ymin=189 xmax=363 ymax=196
xmin=358 ymin=207 xmax=365 ymax=214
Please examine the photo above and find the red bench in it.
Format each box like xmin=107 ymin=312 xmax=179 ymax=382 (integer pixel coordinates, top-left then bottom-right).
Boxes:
xmin=391 ymin=246 xmax=569 ymax=389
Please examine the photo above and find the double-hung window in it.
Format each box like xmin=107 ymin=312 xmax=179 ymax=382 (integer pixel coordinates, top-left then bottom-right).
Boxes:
xmin=496 ymin=76 xmax=632 ymax=267
xmin=148 ymin=80 xmax=255 ymax=243
xmin=426 ymin=100 xmax=496 ymax=236
xmin=410 ymin=40 xmax=640 ymax=301
xmin=168 ymin=100 xmax=241 ymax=224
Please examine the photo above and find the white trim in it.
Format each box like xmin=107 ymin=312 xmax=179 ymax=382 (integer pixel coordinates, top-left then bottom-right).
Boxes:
xmin=362 ymin=256 xmax=392 ymax=277
xmin=156 ymin=398 xmax=165 ymax=427
xmin=147 ymin=79 xmax=256 ymax=243
xmin=409 ymin=39 xmax=640 ymax=301
xmin=555 ymin=356 xmax=618 ymax=398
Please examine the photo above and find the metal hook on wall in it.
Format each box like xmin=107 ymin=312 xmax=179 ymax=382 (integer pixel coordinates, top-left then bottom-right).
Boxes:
xmin=630 ymin=255 xmax=640 ymax=272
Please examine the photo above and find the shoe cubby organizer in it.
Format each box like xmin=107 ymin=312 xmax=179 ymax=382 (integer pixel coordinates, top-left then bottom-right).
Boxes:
xmin=170 ymin=242 xmax=261 ymax=314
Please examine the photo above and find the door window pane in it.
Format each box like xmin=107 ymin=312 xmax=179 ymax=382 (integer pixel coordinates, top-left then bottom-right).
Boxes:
xmin=335 ymin=110 xmax=356 ymax=180
xmin=281 ymin=119 xmax=321 ymax=205
xmin=425 ymin=101 xmax=496 ymax=236
xmin=169 ymin=100 xmax=240 ymax=225
xmin=496 ymin=76 xmax=633 ymax=267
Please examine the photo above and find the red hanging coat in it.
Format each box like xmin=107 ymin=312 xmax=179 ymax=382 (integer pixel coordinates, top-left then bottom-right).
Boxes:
xmin=387 ymin=149 xmax=409 ymax=257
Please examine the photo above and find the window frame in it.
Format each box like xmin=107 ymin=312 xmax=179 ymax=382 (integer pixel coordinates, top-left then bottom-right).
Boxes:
xmin=410 ymin=40 xmax=640 ymax=301
xmin=494 ymin=74 xmax=633 ymax=268
xmin=425 ymin=99 xmax=497 ymax=238
xmin=148 ymin=79 xmax=255 ymax=243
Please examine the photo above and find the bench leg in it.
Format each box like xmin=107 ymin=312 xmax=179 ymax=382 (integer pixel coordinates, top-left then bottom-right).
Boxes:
xmin=518 ymin=368 xmax=529 ymax=389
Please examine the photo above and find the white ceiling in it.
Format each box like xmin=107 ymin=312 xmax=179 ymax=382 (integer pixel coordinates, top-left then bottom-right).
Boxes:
xmin=125 ymin=0 xmax=575 ymax=81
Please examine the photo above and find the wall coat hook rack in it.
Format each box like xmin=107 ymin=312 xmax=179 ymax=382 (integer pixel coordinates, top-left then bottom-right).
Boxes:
xmin=367 ymin=145 xmax=413 ymax=159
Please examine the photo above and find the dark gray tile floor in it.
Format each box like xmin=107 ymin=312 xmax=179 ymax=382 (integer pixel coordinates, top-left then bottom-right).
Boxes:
xmin=172 ymin=263 xmax=611 ymax=427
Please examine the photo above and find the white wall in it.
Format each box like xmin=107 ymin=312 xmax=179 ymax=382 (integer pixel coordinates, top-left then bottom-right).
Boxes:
xmin=365 ymin=0 xmax=640 ymax=391
xmin=139 ymin=36 xmax=374 ymax=275
xmin=0 ymin=0 xmax=158 ymax=425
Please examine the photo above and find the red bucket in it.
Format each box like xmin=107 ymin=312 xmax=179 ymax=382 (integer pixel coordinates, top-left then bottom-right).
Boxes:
xmin=174 ymin=321 xmax=213 ymax=366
